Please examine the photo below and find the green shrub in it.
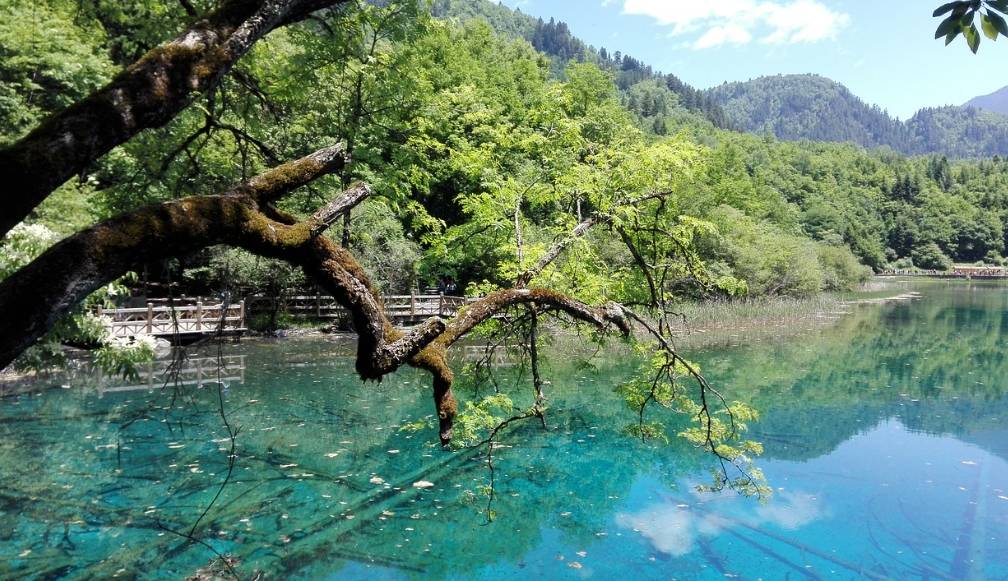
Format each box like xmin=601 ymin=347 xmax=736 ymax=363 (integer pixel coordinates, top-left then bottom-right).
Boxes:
xmin=817 ymin=244 xmax=872 ymax=291
xmin=911 ymin=242 xmax=953 ymax=271
xmin=891 ymin=257 xmax=914 ymax=270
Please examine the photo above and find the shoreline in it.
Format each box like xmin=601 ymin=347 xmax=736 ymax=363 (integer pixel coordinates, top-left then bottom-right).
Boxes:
xmin=1 ymin=279 xmax=926 ymax=387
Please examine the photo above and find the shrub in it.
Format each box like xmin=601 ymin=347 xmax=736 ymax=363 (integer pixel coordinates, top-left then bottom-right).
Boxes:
xmin=891 ymin=257 xmax=914 ymax=270
xmin=817 ymin=244 xmax=872 ymax=291
xmin=0 ymin=222 xmax=57 ymax=280
xmin=911 ymin=242 xmax=953 ymax=271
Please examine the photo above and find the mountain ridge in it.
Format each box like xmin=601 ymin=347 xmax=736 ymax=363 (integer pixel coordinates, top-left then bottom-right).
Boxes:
xmin=706 ymin=74 xmax=1008 ymax=157
xmin=431 ymin=1 xmax=1008 ymax=158
xmin=966 ymin=85 xmax=1008 ymax=115
xmin=429 ymin=0 xmax=732 ymax=129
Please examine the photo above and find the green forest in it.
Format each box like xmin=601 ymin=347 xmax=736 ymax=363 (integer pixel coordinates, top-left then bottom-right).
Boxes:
xmin=4 ymin=1 xmax=1008 ymax=577
xmin=707 ymin=74 xmax=1008 ymax=157
xmin=5 ymin=0 xmax=1008 ymax=312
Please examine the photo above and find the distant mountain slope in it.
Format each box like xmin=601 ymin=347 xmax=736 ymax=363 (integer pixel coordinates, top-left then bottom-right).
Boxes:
xmin=427 ymin=1 xmax=1007 ymax=158
xmin=706 ymin=74 xmax=907 ymax=149
xmin=966 ymin=85 xmax=1008 ymax=115
xmin=429 ymin=0 xmax=731 ymax=129
xmin=706 ymin=74 xmax=1008 ymax=157
xmin=906 ymin=106 xmax=1008 ymax=158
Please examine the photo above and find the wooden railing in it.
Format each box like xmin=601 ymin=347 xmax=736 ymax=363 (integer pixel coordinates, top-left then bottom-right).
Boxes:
xmin=97 ymin=300 xmax=246 ymax=338
xmin=880 ymin=269 xmax=1008 ymax=279
xmin=97 ymin=293 xmax=471 ymax=337
xmin=245 ymin=293 xmax=471 ymax=322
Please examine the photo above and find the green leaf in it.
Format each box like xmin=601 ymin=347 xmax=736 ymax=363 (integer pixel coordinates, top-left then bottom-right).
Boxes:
xmin=965 ymin=23 xmax=981 ymax=52
xmin=987 ymin=9 xmax=1008 ymax=35
xmin=935 ymin=15 xmax=962 ymax=38
xmin=934 ymin=1 xmax=967 ymax=16
xmin=981 ymin=13 xmax=999 ymax=38
xmin=990 ymin=0 xmax=1008 ymax=14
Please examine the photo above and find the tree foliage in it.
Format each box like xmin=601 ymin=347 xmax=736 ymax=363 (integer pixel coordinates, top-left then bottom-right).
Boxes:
xmin=706 ymin=74 xmax=1008 ymax=157
xmin=6 ymin=0 xmax=1008 ymax=523
xmin=934 ymin=0 xmax=1008 ymax=52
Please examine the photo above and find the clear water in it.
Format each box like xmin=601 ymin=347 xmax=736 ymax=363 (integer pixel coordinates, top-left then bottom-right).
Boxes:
xmin=2 ymin=280 xmax=1008 ymax=580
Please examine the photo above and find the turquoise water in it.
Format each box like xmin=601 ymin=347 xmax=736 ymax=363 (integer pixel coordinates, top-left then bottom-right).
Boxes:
xmin=2 ymin=280 xmax=1008 ymax=579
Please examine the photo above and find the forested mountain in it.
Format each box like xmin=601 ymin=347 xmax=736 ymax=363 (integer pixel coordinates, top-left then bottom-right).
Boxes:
xmin=430 ymin=3 xmax=1007 ymax=159
xmin=7 ymin=0 xmax=1008 ymax=317
xmin=429 ymin=0 xmax=732 ymax=129
xmin=966 ymin=85 xmax=1008 ymax=115
xmin=906 ymin=106 xmax=1008 ymax=157
xmin=706 ymin=74 xmax=1008 ymax=157
xmin=706 ymin=75 xmax=909 ymax=149
xmin=416 ymin=4 xmax=1008 ymax=275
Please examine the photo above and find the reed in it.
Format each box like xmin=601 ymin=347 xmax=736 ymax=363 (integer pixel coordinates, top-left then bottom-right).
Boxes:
xmin=665 ymin=294 xmax=851 ymax=348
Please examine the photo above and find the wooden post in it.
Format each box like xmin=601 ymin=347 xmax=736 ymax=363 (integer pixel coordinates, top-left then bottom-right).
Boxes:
xmin=316 ymin=288 xmax=321 ymax=318
xmin=146 ymin=302 xmax=153 ymax=334
xmin=239 ymin=299 xmax=246 ymax=330
xmin=410 ymin=291 xmax=416 ymax=317
xmin=438 ymin=294 xmax=444 ymax=317
xmin=196 ymin=300 xmax=203 ymax=332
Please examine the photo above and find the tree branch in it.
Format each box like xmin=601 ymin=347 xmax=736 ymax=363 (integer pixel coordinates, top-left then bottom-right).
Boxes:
xmin=438 ymin=288 xmax=629 ymax=349
xmin=515 ymin=216 xmax=599 ymax=288
xmin=0 ymin=0 xmax=349 ymax=238
xmin=0 ymin=145 xmax=353 ymax=369
xmin=308 ymin=182 xmax=370 ymax=234
xmin=515 ymin=190 xmax=673 ymax=288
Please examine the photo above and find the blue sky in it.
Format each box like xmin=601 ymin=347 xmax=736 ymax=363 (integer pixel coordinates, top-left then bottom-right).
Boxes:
xmin=499 ymin=0 xmax=1006 ymax=119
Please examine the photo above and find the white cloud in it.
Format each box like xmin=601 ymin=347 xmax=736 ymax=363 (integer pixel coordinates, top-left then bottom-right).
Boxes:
xmin=694 ymin=24 xmax=753 ymax=49
xmin=616 ymin=490 xmax=825 ymax=558
xmin=621 ymin=0 xmax=849 ymax=49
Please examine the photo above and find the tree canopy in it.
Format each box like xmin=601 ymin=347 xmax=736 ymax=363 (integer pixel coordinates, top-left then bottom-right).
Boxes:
xmin=0 ymin=0 xmax=775 ymax=495
xmin=5 ymin=0 xmax=1008 ymax=512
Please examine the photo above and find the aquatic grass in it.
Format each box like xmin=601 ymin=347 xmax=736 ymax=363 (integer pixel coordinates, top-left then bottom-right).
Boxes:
xmin=666 ymin=294 xmax=850 ymax=347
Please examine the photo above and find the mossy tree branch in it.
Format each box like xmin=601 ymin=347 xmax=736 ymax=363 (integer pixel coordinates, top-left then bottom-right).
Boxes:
xmin=0 ymin=0 xmax=349 ymax=238
xmin=0 ymin=145 xmax=351 ymax=368
xmin=0 ymin=144 xmax=671 ymax=451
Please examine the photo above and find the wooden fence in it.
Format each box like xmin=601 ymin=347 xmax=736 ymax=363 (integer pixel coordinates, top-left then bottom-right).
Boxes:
xmin=880 ymin=268 xmax=1008 ymax=279
xmin=97 ymin=300 xmax=246 ymax=339
xmin=245 ymin=293 xmax=470 ymax=325
xmin=97 ymin=293 xmax=472 ymax=337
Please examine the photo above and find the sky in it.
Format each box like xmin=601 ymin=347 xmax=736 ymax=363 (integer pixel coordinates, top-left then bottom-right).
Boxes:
xmin=498 ymin=0 xmax=1006 ymax=120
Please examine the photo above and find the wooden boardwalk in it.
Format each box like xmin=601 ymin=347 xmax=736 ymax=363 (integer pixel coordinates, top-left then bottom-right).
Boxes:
xmin=97 ymin=293 xmax=472 ymax=338
xmin=97 ymin=300 xmax=246 ymax=339
xmin=245 ymin=293 xmax=471 ymax=326
xmin=880 ymin=268 xmax=1008 ymax=279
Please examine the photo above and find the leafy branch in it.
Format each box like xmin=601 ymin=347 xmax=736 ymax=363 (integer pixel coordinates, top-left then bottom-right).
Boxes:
xmin=934 ymin=0 xmax=1008 ymax=52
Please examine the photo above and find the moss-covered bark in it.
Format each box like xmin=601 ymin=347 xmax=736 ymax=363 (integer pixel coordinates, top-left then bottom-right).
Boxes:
xmin=0 ymin=145 xmax=634 ymax=446
xmin=0 ymin=0 xmax=347 ymax=238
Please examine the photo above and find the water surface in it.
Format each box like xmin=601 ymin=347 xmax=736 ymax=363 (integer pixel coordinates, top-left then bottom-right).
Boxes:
xmin=2 ymin=280 xmax=1007 ymax=579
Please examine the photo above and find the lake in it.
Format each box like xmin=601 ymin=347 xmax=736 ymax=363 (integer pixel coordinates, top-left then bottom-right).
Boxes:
xmin=2 ymin=279 xmax=1007 ymax=579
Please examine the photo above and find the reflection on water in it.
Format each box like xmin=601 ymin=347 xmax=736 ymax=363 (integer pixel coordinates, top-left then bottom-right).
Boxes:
xmin=2 ymin=280 xmax=1008 ymax=579
xmin=105 ymin=355 xmax=247 ymax=393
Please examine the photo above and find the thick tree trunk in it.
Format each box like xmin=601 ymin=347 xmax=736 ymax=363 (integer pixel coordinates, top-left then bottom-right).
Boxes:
xmin=0 ymin=0 xmax=346 ymax=238
xmin=0 ymin=145 xmax=347 ymax=367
